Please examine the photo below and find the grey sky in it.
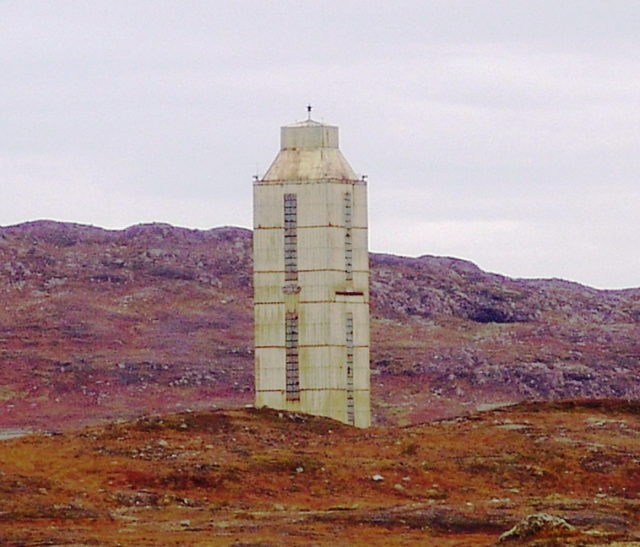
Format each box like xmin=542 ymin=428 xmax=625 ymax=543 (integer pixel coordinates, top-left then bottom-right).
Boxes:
xmin=2 ymin=1 xmax=639 ymax=288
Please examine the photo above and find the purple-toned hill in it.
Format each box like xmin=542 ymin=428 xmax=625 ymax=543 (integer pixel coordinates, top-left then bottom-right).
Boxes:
xmin=1 ymin=220 xmax=638 ymax=428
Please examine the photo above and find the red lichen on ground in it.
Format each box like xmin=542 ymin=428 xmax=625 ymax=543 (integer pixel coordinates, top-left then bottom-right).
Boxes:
xmin=1 ymin=400 xmax=639 ymax=545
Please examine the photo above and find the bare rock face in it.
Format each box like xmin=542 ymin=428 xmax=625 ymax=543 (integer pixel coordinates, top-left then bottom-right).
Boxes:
xmin=498 ymin=513 xmax=575 ymax=543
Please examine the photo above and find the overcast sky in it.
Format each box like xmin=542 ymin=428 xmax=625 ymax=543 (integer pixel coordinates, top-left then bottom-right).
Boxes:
xmin=2 ymin=1 xmax=639 ymax=289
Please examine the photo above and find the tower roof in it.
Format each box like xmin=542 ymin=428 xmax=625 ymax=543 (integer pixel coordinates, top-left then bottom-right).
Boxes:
xmin=283 ymin=118 xmax=325 ymax=128
xmin=261 ymin=117 xmax=358 ymax=182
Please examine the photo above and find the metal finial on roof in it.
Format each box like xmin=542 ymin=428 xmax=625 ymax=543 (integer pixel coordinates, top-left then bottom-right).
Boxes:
xmin=306 ymin=104 xmax=312 ymax=119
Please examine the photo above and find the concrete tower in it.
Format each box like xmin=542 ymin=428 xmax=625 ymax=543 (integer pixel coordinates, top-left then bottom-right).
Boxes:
xmin=253 ymin=113 xmax=370 ymax=427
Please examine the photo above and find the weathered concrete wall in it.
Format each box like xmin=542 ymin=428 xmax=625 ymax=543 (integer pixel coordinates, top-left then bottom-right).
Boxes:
xmin=254 ymin=119 xmax=370 ymax=427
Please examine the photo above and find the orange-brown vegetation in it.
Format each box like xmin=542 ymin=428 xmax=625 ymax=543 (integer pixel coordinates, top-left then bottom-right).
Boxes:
xmin=1 ymin=400 xmax=639 ymax=545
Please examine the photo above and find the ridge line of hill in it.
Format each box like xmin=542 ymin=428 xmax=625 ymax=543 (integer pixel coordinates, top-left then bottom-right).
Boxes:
xmin=4 ymin=219 xmax=637 ymax=292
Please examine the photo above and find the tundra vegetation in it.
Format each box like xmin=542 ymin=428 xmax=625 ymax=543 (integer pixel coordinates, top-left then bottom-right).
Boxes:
xmin=0 ymin=221 xmax=638 ymax=544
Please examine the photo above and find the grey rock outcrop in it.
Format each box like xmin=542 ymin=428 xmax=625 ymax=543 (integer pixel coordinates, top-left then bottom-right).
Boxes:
xmin=498 ymin=512 xmax=575 ymax=543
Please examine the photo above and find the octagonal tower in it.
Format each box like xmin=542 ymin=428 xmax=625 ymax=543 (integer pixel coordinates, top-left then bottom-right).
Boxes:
xmin=253 ymin=115 xmax=370 ymax=427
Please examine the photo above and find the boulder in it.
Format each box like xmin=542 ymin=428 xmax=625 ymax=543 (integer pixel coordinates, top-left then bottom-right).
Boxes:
xmin=498 ymin=512 xmax=575 ymax=543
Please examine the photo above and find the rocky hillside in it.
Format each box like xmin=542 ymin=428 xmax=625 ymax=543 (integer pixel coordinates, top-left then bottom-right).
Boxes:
xmin=0 ymin=220 xmax=638 ymax=428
